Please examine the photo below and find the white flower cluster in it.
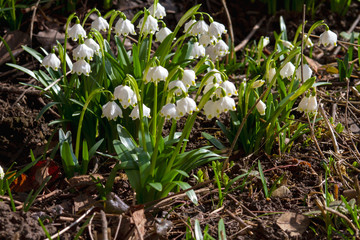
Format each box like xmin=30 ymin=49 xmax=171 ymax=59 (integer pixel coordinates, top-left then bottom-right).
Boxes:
xmin=297 ymin=93 xmax=318 ymax=114
xmin=184 ymin=17 xmax=229 ymax=61
xmin=102 ymin=84 xmax=152 ymax=121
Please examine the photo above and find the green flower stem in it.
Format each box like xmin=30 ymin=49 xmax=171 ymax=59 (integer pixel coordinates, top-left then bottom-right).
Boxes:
xmin=5 ymin=180 xmax=15 ymax=212
xmin=107 ymin=10 xmax=120 ymax=42
xmin=82 ymin=8 xmax=100 ymax=27
xmin=149 ymin=116 xmax=165 ymax=177
xmin=75 ymin=88 xmax=109 ymax=159
xmin=152 ymin=83 xmax=158 ymax=137
xmin=63 ymin=13 xmax=76 ymax=85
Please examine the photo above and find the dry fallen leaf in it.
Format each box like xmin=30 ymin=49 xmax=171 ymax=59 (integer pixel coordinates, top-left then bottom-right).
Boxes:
xmin=272 ymin=185 xmax=291 ymax=198
xmin=276 ymin=212 xmax=309 ymax=237
xmin=131 ymin=208 xmax=146 ymax=240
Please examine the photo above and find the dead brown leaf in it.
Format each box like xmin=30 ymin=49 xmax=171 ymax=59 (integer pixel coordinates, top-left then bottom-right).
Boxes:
xmin=130 ymin=208 xmax=146 ymax=240
xmin=276 ymin=212 xmax=310 ymax=237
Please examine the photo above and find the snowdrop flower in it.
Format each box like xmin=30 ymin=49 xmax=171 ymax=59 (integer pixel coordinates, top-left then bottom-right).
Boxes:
xmin=296 ymin=64 xmax=312 ymax=81
xmin=203 ymin=100 xmax=220 ymax=119
xmin=149 ymin=3 xmax=166 ymax=19
xmin=306 ymin=95 xmax=318 ymax=113
xmin=130 ymin=104 xmax=151 ymax=120
xmin=102 ymin=101 xmax=123 ymax=120
xmin=68 ymin=23 xmax=86 ymax=41
xmin=268 ymin=67 xmax=276 ymax=83
xmin=280 ymin=62 xmax=295 ymax=79
xmin=115 ymin=18 xmax=136 ymax=36
xmin=155 ymin=27 xmax=172 ymax=42
xmin=177 ymin=97 xmax=198 ymax=116
xmin=281 ymin=40 xmax=294 ymax=49
xmin=262 ymin=37 xmax=270 ymax=47
xmin=137 ymin=15 xmax=159 ymax=35
xmin=214 ymin=40 xmax=229 ymax=57
xmin=209 ymin=21 xmax=227 ymax=38
xmin=84 ymin=38 xmax=100 ymax=55
xmin=42 ymin=53 xmax=61 ymax=71
xmin=220 ymin=81 xmax=237 ymax=96
xmin=218 ymin=96 xmax=236 ymax=112
xmin=91 ymin=16 xmax=109 ymax=32
xmin=304 ymin=34 xmax=313 ymax=47
xmin=114 ymin=85 xmax=137 ymax=108
xmin=160 ymin=103 xmax=179 ymax=120
xmin=318 ymin=30 xmax=337 ymax=47
xmin=256 ymin=100 xmax=266 ymax=116
xmin=206 ymin=44 xmax=219 ymax=61
xmin=252 ymin=79 xmax=265 ymax=88
xmin=168 ymin=80 xmax=187 ymax=96
xmin=73 ymin=43 xmax=95 ymax=61
xmin=184 ymin=19 xmax=196 ymax=34
xmin=206 ymin=69 xmax=222 ymax=84
xmin=181 ymin=69 xmax=196 ymax=88
xmin=192 ymin=20 xmax=209 ymax=36
xmin=146 ymin=66 xmax=168 ymax=84
xmin=199 ymin=34 xmax=217 ymax=47
xmin=0 ymin=165 xmax=4 ymax=180
xmin=72 ymin=59 xmax=91 ymax=76
xmin=190 ymin=42 xmax=205 ymax=59
xmin=297 ymin=96 xmax=308 ymax=113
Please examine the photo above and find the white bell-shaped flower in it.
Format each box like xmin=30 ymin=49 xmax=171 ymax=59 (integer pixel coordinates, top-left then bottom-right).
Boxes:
xmin=297 ymin=96 xmax=309 ymax=113
xmin=304 ymin=34 xmax=313 ymax=47
xmin=209 ymin=21 xmax=227 ymax=38
xmin=160 ymin=103 xmax=180 ymax=120
xmin=206 ymin=69 xmax=222 ymax=84
xmin=319 ymin=30 xmax=337 ymax=47
xmin=130 ymin=104 xmax=151 ymax=120
xmin=114 ymin=85 xmax=137 ymax=109
xmin=204 ymin=82 xmax=219 ymax=95
xmin=181 ymin=69 xmax=196 ymax=88
xmin=155 ymin=27 xmax=172 ymax=42
xmin=214 ymin=40 xmax=229 ymax=57
xmin=148 ymin=3 xmax=166 ymax=19
xmin=42 ymin=53 xmax=61 ymax=71
xmin=0 ymin=164 xmax=4 ymax=180
xmin=256 ymin=100 xmax=266 ymax=116
xmin=280 ymin=62 xmax=295 ymax=79
xmin=137 ymin=15 xmax=159 ymax=35
xmin=68 ymin=23 xmax=86 ymax=41
xmin=281 ymin=40 xmax=294 ymax=49
xmin=84 ymin=38 xmax=100 ymax=55
xmin=306 ymin=95 xmax=318 ymax=113
xmin=296 ymin=64 xmax=313 ymax=81
xmin=168 ymin=80 xmax=187 ymax=96
xmin=184 ymin=19 xmax=196 ymax=34
xmin=102 ymin=101 xmax=123 ymax=120
xmin=72 ymin=59 xmax=91 ymax=76
xmin=268 ymin=67 xmax=276 ymax=83
xmin=192 ymin=20 xmax=209 ymax=36
xmin=91 ymin=16 xmax=109 ymax=32
xmin=147 ymin=66 xmax=168 ymax=84
xmin=115 ymin=18 xmax=136 ymax=36
xmin=190 ymin=42 xmax=205 ymax=59
xmin=220 ymin=81 xmax=238 ymax=96
xmin=262 ymin=37 xmax=270 ymax=47
xmin=177 ymin=97 xmax=198 ymax=117
xmin=203 ymin=100 xmax=220 ymax=119
xmin=252 ymin=79 xmax=265 ymax=88
xmin=218 ymin=96 xmax=236 ymax=112
xmin=199 ymin=34 xmax=217 ymax=47
xmin=206 ymin=44 xmax=219 ymax=61
xmin=73 ymin=43 xmax=95 ymax=61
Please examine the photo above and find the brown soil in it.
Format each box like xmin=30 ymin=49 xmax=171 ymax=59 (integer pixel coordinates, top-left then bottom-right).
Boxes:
xmin=0 ymin=0 xmax=360 ymax=239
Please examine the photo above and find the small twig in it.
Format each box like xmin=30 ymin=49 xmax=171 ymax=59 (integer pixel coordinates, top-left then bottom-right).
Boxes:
xmin=220 ymin=0 xmax=234 ymax=60
xmin=44 ymin=71 xmax=71 ymax=91
xmin=234 ymin=16 xmax=266 ymax=52
xmin=307 ymin=112 xmax=327 ymax=161
xmin=130 ymin=210 xmax=144 ymax=240
xmin=319 ymin=104 xmax=340 ymax=154
xmin=88 ymin=212 xmax=96 ymax=240
xmin=300 ymin=4 xmax=306 ymax=84
xmin=113 ymin=214 xmax=123 ymax=240
xmin=45 ymin=206 xmax=95 ymax=240
xmin=101 ymin=210 xmax=109 ymax=240
xmin=225 ymin=209 xmax=253 ymax=235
